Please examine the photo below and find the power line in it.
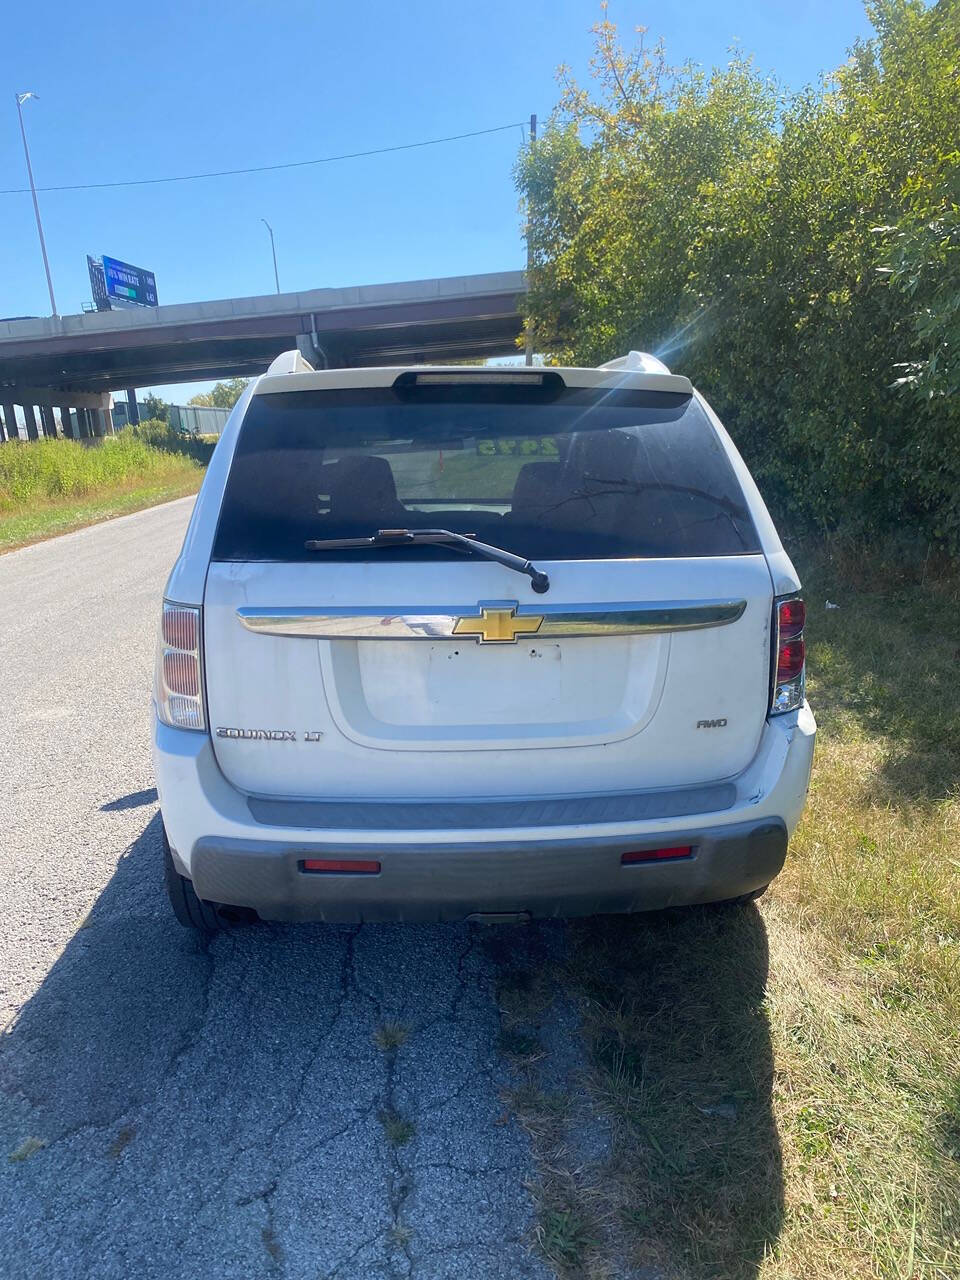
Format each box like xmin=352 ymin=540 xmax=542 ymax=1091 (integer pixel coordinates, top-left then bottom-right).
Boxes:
xmin=0 ymin=121 xmax=528 ymax=197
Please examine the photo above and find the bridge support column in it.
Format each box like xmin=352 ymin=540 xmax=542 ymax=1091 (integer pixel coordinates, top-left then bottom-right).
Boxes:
xmin=39 ymin=405 xmax=58 ymax=438
xmin=22 ymin=405 xmax=39 ymax=440
xmin=126 ymin=389 xmax=140 ymax=426
xmin=2 ymin=390 xmax=111 ymax=440
xmin=1 ymin=404 xmax=17 ymax=441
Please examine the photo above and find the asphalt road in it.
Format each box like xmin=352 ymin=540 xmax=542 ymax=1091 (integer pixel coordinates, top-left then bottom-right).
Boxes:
xmin=0 ymin=500 xmax=555 ymax=1280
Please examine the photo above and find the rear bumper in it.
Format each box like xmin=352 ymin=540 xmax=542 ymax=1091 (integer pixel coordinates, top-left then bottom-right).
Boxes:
xmin=154 ymin=703 xmax=815 ymax=923
xmin=190 ymin=820 xmax=786 ymax=923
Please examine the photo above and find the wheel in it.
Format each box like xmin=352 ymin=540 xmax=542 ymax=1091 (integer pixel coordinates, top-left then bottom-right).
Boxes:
xmin=163 ymin=826 xmax=223 ymax=932
xmin=709 ymin=883 xmax=770 ymax=909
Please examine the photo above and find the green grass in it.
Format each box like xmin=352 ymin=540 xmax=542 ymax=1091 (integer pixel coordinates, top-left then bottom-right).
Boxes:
xmin=389 ymin=445 xmax=548 ymax=505
xmin=0 ymin=428 xmax=205 ymax=551
xmin=537 ymin=1207 xmax=595 ymax=1272
xmin=497 ymin=537 xmax=960 ymax=1280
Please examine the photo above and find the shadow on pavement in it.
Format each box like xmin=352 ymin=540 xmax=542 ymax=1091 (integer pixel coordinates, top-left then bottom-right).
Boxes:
xmin=568 ymin=904 xmax=783 ymax=1278
xmin=0 ymin=813 xmax=550 ymax=1280
xmin=99 ymin=787 xmax=158 ymax=812
xmin=0 ymin=812 xmax=782 ymax=1280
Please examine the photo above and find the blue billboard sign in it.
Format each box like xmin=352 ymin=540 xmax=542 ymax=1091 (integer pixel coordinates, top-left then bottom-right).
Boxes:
xmin=102 ymin=256 xmax=158 ymax=308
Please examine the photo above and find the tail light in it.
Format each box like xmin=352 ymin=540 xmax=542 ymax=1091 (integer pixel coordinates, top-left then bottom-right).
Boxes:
xmin=770 ymin=595 xmax=805 ymax=715
xmin=155 ymin=601 xmax=206 ymax=730
xmin=621 ymin=846 xmax=692 ymax=864
xmin=301 ymin=859 xmax=381 ymax=874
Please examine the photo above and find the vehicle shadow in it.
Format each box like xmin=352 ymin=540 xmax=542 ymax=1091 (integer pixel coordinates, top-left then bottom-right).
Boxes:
xmin=0 ymin=812 xmax=548 ymax=1280
xmin=99 ymin=787 xmax=158 ymax=812
xmin=581 ymin=904 xmax=782 ymax=1277
xmin=0 ymin=812 xmax=782 ymax=1280
xmin=488 ymin=903 xmax=783 ymax=1279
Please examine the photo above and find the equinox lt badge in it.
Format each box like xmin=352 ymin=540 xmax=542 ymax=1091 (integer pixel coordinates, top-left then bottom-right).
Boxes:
xmin=216 ymin=728 xmax=323 ymax=742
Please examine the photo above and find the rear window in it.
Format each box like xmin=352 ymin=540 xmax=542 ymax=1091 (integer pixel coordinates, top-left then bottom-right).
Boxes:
xmin=212 ymin=382 xmax=760 ymax=562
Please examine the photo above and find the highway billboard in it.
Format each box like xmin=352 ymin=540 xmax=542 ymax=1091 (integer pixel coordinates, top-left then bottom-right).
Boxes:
xmin=101 ymin=256 xmax=158 ymax=308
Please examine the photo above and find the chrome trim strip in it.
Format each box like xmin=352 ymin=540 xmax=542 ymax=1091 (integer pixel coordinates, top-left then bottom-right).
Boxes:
xmin=236 ymin=599 xmax=747 ymax=640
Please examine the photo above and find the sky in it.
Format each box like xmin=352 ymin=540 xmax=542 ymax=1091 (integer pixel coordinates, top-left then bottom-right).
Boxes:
xmin=2 ymin=0 xmax=875 ymax=402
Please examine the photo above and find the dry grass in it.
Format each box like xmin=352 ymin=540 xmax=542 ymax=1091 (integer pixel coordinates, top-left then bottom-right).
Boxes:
xmin=502 ymin=540 xmax=960 ymax=1279
xmin=761 ymin=543 xmax=960 ymax=1279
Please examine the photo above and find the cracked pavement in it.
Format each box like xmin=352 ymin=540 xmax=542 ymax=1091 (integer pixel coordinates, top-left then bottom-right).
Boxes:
xmin=0 ymin=500 xmax=553 ymax=1279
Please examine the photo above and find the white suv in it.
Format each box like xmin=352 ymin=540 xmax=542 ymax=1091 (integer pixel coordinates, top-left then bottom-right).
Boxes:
xmin=153 ymin=351 xmax=815 ymax=930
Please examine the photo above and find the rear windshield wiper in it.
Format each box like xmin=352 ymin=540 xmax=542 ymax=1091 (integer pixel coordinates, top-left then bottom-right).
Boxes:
xmin=304 ymin=528 xmax=550 ymax=594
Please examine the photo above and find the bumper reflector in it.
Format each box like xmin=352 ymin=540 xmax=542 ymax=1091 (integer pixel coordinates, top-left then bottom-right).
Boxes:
xmin=621 ymin=846 xmax=693 ymax=865
xmin=301 ymin=858 xmax=381 ymax=875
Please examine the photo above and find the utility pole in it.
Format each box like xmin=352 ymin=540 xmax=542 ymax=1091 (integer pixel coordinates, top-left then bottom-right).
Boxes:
xmin=16 ymin=92 xmax=58 ymax=318
xmin=261 ymin=218 xmax=280 ymax=294
xmin=524 ymin=113 xmax=537 ymax=366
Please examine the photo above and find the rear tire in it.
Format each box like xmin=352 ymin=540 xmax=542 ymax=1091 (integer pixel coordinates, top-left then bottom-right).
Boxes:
xmin=163 ymin=827 xmax=223 ymax=932
xmin=710 ymin=883 xmax=769 ymax=909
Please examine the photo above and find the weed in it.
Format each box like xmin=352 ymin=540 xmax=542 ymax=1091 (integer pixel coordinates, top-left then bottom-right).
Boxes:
xmin=373 ymin=1022 xmax=409 ymax=1052
xmin=536 ymin=1206 xmax=594 ymax=1271
xmin=498 ymin=1028 xmax=543 ymax=1060
xmin=261 ymin=1226 xmax=284 ymax=1265
xmin=8 ymin=1137 xmax=47 ymax=1163
xmin=107 ymin=1126 xmax=136 ymax=1158
xmin=502 ymin=1084 xmax=568 ymax=1119
xmin=378 ymin=1108 xmax=415 ymax=1147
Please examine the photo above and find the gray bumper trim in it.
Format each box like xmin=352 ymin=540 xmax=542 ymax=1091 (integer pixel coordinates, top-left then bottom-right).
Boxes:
xmin=190 ymin=818 xmax=787 ymax=923
xmin=247 ymin=781 xmax=736 ymax=831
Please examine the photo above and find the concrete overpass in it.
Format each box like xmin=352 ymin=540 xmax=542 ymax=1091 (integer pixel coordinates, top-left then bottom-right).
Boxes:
xmin=0 ymin=270 xmax=526 ymax=440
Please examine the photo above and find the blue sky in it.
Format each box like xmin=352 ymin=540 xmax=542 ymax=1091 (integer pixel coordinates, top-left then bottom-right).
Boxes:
xmin=2 ymin=0 xmax=874 ymax=400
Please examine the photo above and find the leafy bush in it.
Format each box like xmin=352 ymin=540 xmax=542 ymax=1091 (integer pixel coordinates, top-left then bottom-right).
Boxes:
xmin=516 ymin=0 xmax=960 ymax=548
xmin=121 ymin=418 xmax=216 ymax=466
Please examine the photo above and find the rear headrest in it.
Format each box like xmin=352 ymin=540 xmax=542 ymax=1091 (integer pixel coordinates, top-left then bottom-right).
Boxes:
xmin=511 ymin=460 xmax=560 ymax=519
xmin=328 ymin=455 xmax=403 ymax=522
xmin=564 ymin=429 xmax=639 ymax=488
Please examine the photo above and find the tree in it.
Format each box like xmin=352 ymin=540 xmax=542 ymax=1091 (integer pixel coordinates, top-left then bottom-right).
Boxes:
xmin=188 ymin=378 xmax=249 ymax=410
xmin=140 ymin=393 xmax=169 ymax=423
xmin=515 ymin=0 xmax=960 ymax=547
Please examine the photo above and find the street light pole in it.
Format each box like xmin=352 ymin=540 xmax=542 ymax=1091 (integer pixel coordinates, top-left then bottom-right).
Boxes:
xmin=15 ymin=92 xmax=58 ymax=318
xmin=261 ymin=218 xmax=280 ymax=294
xmin=524 ymin=112 xmax=537 ymax=366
